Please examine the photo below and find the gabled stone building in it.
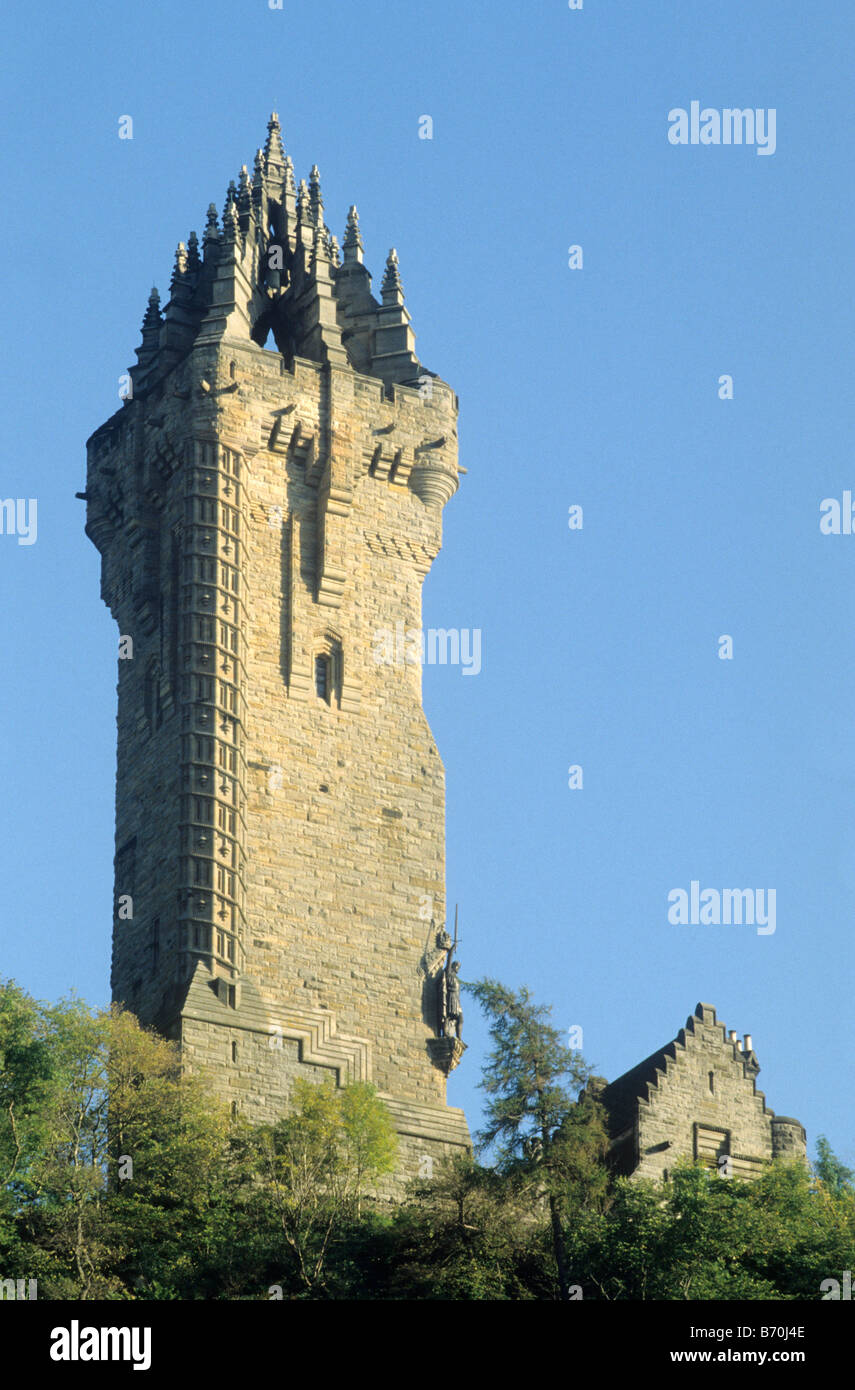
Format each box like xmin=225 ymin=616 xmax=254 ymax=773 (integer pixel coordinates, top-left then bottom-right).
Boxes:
xmin=589 ymin=1004 xmax=806 ymax=1182
xmin=83 ymin=115 xmax=469 ymax=1187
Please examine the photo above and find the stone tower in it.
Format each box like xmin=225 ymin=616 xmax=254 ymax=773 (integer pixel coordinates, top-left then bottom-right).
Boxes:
xmin=83 ymin=115 xmax=469 ymax=1183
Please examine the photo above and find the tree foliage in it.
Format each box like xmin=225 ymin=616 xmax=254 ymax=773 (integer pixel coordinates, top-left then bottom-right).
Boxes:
xmin=252 ymin=1077 xmax=397 ymax=1296
xmin=1 ymin=975 xmax=852 ymax=1301
xmin=465 ymin=977 xmax=608 ymax=1299
xmin=813 ymin=1135 xmax=855 ymax=1197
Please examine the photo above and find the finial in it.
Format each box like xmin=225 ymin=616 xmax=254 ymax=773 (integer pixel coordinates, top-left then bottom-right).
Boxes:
xmin=223 ymin=179 xmax=238 ymax=222
xmin=309 ymin=164 xmax=323 ymax=222
xmin=313 ymin=217 xmax=330 ymax=257
xmin=297 ymin=178 xmax=311 ymax=223
xmin=223 ymin=196 xmax=239 ymax=243
xmin=328 ymin=233 xmax=341 ymax=268
xmin=284 ymin=155 xmax=296 ymax=195
xmin=264 ymin=112 xmax=285 ymax=170
xmin=343 ymin=204 xmax=364 ymax=263
xmin=170 ymin=242 xmax=188 ymax=291
xmin=187 ymin=230 xmax=201 ymax=272
xmin=142 ymin=287 xmax=162 ymax=330
xmin=381 ymin=247 xmax=404 ymax=302
xmin=238 ymin=165 xmax=252 ymax=210
xmin=204 ymin=203 xmax=219 ymax=243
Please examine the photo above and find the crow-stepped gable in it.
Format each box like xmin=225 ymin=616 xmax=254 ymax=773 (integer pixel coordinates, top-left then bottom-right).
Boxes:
xmin=588 ymin=1003 xmax=806 ymax=1183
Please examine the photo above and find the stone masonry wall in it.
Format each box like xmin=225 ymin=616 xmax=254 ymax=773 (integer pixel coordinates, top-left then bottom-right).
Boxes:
xmin=634 ymin=1005 xmax=774 ymax=1182
xmin=87 ymin=326 xmax=470 ymax=1180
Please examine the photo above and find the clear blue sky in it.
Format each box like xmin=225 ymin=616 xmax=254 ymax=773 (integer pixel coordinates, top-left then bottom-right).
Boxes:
xmin=1 ymin=0 xmax=853 ymax=1164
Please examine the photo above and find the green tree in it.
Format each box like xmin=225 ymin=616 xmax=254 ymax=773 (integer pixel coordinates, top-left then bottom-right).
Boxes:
xmin=2 ymin=986 xmax=233 ymax=1299
xmin=0 ymin=980 xmax=54 ymax=1187
xmin=0 ymin=979 xmax=56 ymax=1282
xmin=466 ymin=978 xmax=607 ymax=1300
xmin=814 ymin=1135 xmax=855 ymax=1196
xmin=254 ymin=1078 xmax=397 ymax=1297
xmin=378 ymin=1154 xmax=541 ymax=1300
xmin=577 ymin=1158 xmax=855 ymax=1300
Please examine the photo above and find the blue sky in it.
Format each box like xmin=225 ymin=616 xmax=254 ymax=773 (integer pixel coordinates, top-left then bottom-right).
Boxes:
xmin=1 ymin=0 xmax=853 ymax=1164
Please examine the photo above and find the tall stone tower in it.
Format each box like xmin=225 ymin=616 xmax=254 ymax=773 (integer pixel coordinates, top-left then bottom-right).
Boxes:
xmin=84 ymin=115 xmax=469 ymax=1182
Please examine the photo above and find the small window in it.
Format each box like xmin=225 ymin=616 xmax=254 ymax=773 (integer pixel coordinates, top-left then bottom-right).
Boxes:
xmin=232 ymin=1041 xmax=238 ymax=1062
xmin=709 ymin=1071 xmax=715 ymax=1095
xmin=315 ymin=654 xmax=330 ymax=702
xmin=312 ymin=636 xmax=342 ymax=706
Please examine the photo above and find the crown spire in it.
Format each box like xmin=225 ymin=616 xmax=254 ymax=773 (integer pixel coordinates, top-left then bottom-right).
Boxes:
xmin=264 ymin=111 xmax=285 ymax=172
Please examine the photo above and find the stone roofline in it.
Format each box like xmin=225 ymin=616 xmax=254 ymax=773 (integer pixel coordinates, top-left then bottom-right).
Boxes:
xmin=594 ymin=1001 xmax=793 ymax=1126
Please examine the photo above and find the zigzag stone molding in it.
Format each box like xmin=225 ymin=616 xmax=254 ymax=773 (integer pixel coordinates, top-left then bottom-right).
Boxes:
xmin=179 ymin=964 xmax=372 ymax=1085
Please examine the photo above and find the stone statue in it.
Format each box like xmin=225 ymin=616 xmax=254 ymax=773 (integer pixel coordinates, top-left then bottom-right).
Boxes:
xmin=439 ymin=954 xmax=463 ymax=1040
xmin=445 ymin=958 xmax=462 ymax=1039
